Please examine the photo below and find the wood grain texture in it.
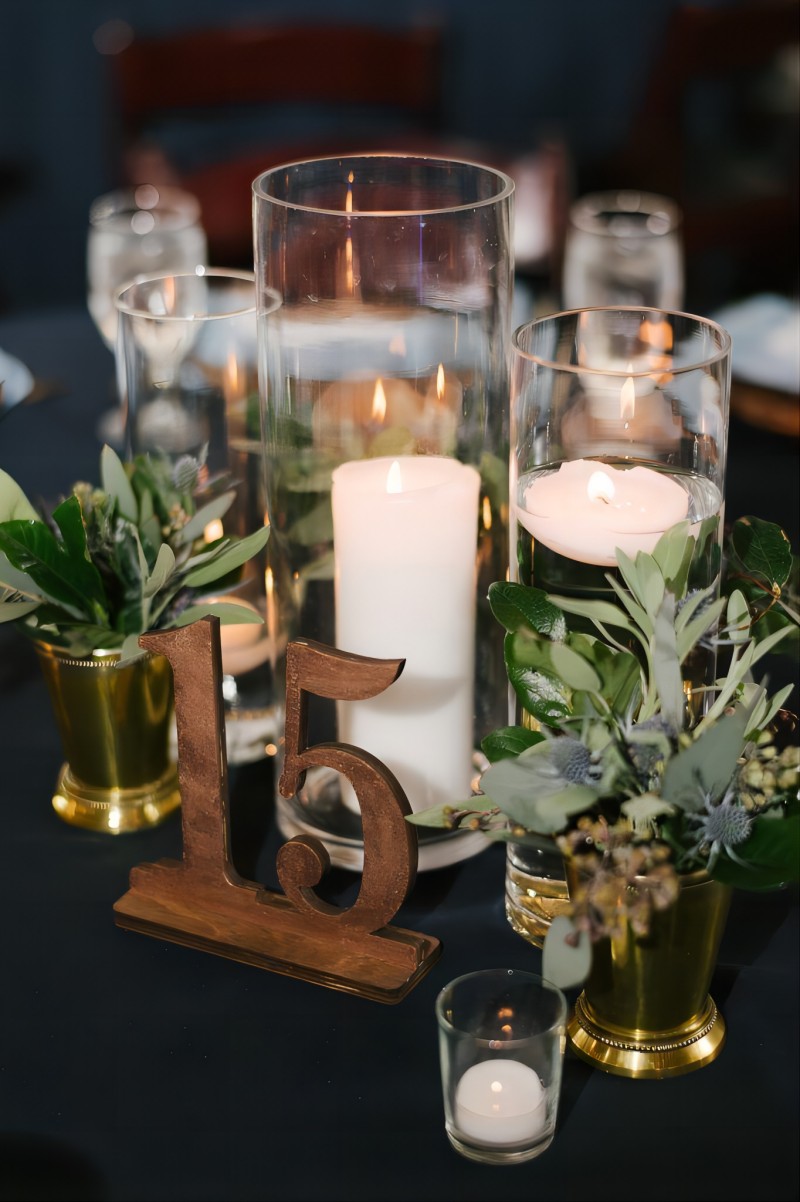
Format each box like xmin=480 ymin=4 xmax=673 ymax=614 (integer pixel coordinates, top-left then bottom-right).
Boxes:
xmin=113 ymin=620 xmax=441 ymax=1003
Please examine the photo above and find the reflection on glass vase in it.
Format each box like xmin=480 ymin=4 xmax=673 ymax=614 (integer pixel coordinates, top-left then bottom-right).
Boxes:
xmin=505 ymin=838 xmax=571 ymax=949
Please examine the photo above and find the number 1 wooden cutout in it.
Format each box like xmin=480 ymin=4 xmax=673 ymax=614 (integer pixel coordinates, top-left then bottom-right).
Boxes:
xmin=113 ymin=618 xmax=442 ymax=1002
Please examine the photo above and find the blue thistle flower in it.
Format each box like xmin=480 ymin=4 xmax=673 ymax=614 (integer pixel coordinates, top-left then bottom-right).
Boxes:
xmin=549 ymin=736 xmax=596 ymax=785
xmin=685 ymin=785 xmax=754 ymax=871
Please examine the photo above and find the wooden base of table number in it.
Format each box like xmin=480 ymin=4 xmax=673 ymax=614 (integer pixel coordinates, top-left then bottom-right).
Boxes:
xmin=113 ymin=620 xmax=442 ymax=1003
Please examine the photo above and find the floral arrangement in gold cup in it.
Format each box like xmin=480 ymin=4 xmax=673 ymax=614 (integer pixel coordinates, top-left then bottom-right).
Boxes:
xmin=0 ymin=445 xmax=270 ymax=832
xmin=410 ymin=516 xmax=799 ymax=1034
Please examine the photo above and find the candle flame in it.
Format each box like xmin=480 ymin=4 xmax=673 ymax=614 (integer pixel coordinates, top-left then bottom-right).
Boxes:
xmin=620 ymin=374 xmax=636 ymax=423
xmin=204 ymin=518 xmax=224 ymax=543
xmin=345 ymin=170 xmax=354 ymax=214
xmin=436 ymin=363 xmax=446 ymax=401
xmin=371 ymin=378 xmax=387 ymax=423
xmin=587 ymin=470 xmax=615 ymax=504
xmin=386 ymin=459 xmax=403 ymax=494
xmin=490 ymin=1081 xmax=503 ymax=1093
xmin=225 ymin=349 xmax=240 ymax=397
xmin=482 ymin=495 xmax=492 ymax=530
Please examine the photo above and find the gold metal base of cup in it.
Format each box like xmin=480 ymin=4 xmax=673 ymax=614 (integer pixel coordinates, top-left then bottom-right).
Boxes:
xmin=567 ymin=992 xmax=726 ymax=1079
xmin=52 ymin=762 xmax=181 ymax=834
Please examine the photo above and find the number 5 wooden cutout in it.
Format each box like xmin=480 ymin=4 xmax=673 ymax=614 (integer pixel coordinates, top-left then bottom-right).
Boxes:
xmin=113 ymin=618 xmax=442 ymax=1002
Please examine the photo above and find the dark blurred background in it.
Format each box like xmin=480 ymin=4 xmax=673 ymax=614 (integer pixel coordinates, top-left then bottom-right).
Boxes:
xmin=0 ymin=0 xmax=798 ymax=317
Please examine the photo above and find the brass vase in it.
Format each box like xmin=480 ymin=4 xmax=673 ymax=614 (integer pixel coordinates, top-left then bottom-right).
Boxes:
xmin=567 ymin=870 xmax=732 ymax=1079
xmin=35 ymin=641 xmax=180 ymax=834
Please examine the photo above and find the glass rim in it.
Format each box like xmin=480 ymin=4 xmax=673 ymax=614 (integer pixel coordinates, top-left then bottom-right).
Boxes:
xmin=252 ymin=152 xmax=515 ymax=217
xmin=113 ymin=267 xmax=275 ymax=321
xmin=89 ymin=184 xmax=202 ymax=227
xmin=512 ymin=306 xmax=732 ymax=377
xmin=435 ymin=969 xmax=567 ymax=1042
xmin=569 ymin=189 xmax=682 ymax=235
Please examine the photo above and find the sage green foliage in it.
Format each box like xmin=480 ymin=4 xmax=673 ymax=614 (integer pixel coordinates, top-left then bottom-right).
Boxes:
xmin=409 ymin=518 xmax=800 ymax=893
xmin=723 ymin=515 xmax=800 ymax=654
xmin=0 ymin=446 xmax=270 ymax=663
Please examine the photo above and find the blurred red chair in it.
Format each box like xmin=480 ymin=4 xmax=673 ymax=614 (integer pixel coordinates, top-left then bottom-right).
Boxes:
xmin=107 ymin=21 xmax=570 ymax=282
xmin=109 ymin=23 xmax=448 ymax=266
xmin=590 ymin=0 xmax=799 ymax=300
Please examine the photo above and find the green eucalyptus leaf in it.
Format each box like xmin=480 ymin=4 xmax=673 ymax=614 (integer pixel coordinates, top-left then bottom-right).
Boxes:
xmin=542 ymin=915 xmax=592 ymax=989
xmin=287 ymin=500 xmax=334 ymax=548
xmin=572 ymin=635 xmax=641 ymax=713
xmin=549 ymin=592 xmax=638 ymax=636
xmin=406 ymin=805 xmax=457 ymax=829
xmin=481 ymin=726 xmax=545 ymax=763
xmin=662 ymin=706 xmax=749 ymax=811
xmin=143 ymin=542 xmax=176 ymax=599
xmin=178 ymin=492 xmax=236 ymax=545
xmin=743 ymin=682 xmax=794 ymax=740
xmin=652 ymin=592 xmax=683 ymax=730
xmin=488 ymin=581 xmax=566 ymax=639
xmin=614 ymin=547 xmax=648 ymax=606
xmin=652 ymin=521 xmax=694 ymax=591
xmin=100 ymin=444 xmax=138 ymax=523
xmin=674 ymin=583 xmax=717 ymax=633
xmin=480 ymin=750 xmax=596 ymax=832
xmin=605 ymin=576 xmax=652 ymax=638
xmin=0 ymin=471 xmax=39 ymax=521
xmin=550 ymin=641 xmax=602 ymax=694
xmin=115 ymin=632 xmax=148 ymax=667
xmin=637 ymin=554 xmax=667 ymax=620
xmin=182 ymin=525 xmax=270 ymax=587
xmin=173 ymin=601 xmax=265 ymax=627
xmin=730 ymin=516 xmax=793 ymax=591
xmin=725 ymin=588 xmax=752 ymax=645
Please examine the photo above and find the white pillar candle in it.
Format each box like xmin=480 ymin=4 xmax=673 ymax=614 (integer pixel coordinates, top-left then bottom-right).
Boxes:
xmin=332 ymin=455 xmax=480 ymax=813
xmin=454 ymin=1060 xmax=547 ymax=1145
xmin=518 ymin=458 xmax=689 ymax=567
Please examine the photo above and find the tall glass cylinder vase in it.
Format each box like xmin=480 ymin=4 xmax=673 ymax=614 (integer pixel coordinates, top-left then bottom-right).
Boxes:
xmin=506 ymin=306 xmax=731 ymax=940
xmin=254 ymin=155 xmax=514 ymax=871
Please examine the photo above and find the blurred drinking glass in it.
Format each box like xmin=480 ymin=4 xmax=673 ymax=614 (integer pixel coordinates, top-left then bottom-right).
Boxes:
xmin=562 ymin=190 xmax=683 ymax=310
xmin=87 ymin=184 xmax=207 ymax=351
xmin=115 ymin=268 xmax=283 ymax=762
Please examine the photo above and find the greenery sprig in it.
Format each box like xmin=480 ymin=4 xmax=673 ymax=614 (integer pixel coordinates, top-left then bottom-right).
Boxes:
xmin=0 ymin=445 xmax=269 ymax=662
xmin=409 ymin=517 xmax=799 ymax=984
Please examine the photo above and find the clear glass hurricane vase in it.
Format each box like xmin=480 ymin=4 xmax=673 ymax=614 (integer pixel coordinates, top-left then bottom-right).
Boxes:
xmin=254 ymin=154 xmax=514 ymax=871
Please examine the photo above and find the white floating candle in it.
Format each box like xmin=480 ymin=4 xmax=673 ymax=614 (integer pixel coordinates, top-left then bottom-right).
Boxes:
xmin=332 ymin=455 xmax=480 ymax=813
xmin=454 ymin=1060 xmax=547 ymax=1146
xmin=518 ymin=458 xmax=689 ymax=566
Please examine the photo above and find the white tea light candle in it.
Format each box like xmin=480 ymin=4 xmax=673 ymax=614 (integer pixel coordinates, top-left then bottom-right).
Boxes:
xmin=454 ymin=1060 xmax=546 ymax=1145
xmin=517 ymin=458 xmax=689 ymax=566
xmin=332 ymin=455 xmax=480 ymax=813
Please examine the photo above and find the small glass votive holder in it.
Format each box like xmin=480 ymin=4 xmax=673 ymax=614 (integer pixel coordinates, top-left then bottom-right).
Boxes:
xmin=435 ymin=969 xmax=567 ymax=1165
